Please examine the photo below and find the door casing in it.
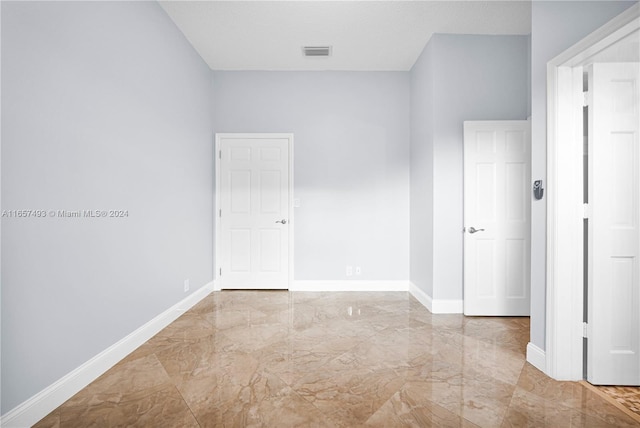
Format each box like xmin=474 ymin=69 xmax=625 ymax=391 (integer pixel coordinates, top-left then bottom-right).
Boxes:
xmin=545 ymin=4 xmax=639 ymax=381
xmin=214 ymin=133 xmax=295 ymax=290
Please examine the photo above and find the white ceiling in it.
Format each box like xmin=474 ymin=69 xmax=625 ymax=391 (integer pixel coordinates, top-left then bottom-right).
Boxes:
xmin=159 ymin=1 xmax=532 ymax=71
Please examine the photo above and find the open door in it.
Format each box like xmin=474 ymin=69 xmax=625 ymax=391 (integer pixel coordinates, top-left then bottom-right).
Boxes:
xmin=463 ymin=121 xmax=531 ymax=316
xmin=587 ymin=63 xmax=640 ymax=385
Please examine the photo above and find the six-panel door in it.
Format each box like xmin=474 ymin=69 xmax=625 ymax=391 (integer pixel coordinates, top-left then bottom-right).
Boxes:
xmin=218 ymin=136 xmax=291 ymax=289
xmin=463 ymin=121 xmax=531 ymax=316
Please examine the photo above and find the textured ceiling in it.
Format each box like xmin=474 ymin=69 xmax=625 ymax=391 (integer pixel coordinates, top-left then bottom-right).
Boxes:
xmin=159 ymin=1 xmax=532 ymax=71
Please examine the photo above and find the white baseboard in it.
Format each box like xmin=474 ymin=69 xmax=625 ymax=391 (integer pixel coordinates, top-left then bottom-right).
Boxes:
xmin=408 ymin=282 xmax=463 ymax=314
xmin=408 ymin=282 xmax=433 ymax=311
xmin=432 ymin=299 xmax=463 ymax=314
xmin=526 ymin=342 xmax=546 ymax=373
xmin=291 ymin=280 xmax=409 ymax=292
xmin=1 ymin=282 xmax=215 ymax=428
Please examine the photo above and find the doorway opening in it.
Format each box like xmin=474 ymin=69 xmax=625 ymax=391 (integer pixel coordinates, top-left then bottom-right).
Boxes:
xmin=546 ymin=4 xmax=639 ymax=384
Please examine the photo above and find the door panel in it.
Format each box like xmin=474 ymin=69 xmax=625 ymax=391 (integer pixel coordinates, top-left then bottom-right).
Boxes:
xmin=260 ymin=171 xmax=282 ymax=213
xmin=506 ymin=239 xmax=527 ymax=298
xmin=230 ymin=229 xmax=251 ymax=272
xmin=464 ymin=121 xmax=531 ymax=316
xmin=230 ymin=171 xmax=251 ymax=213
xmin=218 ymin=135 xmax=291 ymax=289
xmin=588 ymin=63 xmax=640 ymax=385
xmin=476 ymin=240 xmax=496 ymax=298
xmin=476 ymin=162 xmax=497 ymax=221
xmin=259 ymin=229 xmax=281 ymax=272
xmin=506 ymin=162 xmax=527 ymax=221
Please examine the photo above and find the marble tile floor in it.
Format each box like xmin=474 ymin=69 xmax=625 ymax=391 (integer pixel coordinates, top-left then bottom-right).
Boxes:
xmin=35 ymin=291 xmax=639 ymax=427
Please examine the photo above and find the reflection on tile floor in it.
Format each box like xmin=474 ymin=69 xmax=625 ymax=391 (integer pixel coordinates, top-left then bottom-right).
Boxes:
xmin=35 ymin=291 xmax=640 ymax=427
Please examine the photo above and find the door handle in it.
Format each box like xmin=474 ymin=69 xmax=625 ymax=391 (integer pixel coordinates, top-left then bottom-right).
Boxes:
xmin=468 ymin=227 xmax=484 ymax=234
xmin=276 ymin=219 xmax=287 ymax=224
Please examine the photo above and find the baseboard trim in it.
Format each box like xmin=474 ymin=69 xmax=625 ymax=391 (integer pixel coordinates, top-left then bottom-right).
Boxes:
xmin=526 ymin=342 xmax=546 ymax=373
xmin=1 ymin=282 xmax=215 ymax=428
xmin=408 ymin=282 xmax=433 ymax=312
xmin=408 ymin=282 xmax=463 ymax=314
xmin=291 ymin=280 xmax=409 ymax=292
xmin=432 ymin=299 xmax=463 ymax=314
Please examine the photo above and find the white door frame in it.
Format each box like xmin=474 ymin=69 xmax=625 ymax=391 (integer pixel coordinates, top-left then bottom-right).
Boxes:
xmin=214 ymin=133 xmax=295 ymax=291
xmin=546 ymin=4 xmax=639 ymax=380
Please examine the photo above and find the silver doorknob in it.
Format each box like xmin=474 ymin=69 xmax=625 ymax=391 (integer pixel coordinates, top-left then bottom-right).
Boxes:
xmin=276 ymin=219 xmax=287 ymax=224
xmin=468 ymin=227 xmax=485 ymax=234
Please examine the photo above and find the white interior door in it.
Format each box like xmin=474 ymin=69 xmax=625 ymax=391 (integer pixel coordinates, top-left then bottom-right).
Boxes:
xmin=217 ymin=134 xmax=292 ymax=290
xmin=588 ymin=63 xmax=640 ymax=385
xmin=463 ymin=121 xmax=531 ymax=316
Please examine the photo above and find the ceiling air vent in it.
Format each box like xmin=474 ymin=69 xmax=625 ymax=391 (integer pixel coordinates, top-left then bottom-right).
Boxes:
xmin=303 ymin=46 xmax=332 ymax=57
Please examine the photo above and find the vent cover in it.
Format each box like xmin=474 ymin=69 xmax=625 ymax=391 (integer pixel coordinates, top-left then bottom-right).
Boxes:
xmin=303 ymin=46 xmax=332 ymax=57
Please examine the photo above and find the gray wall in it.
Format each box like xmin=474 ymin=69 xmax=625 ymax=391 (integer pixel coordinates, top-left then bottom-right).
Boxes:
xmin=1 ymin=1 xmax=213 ymax=412
xmin=409 ymin=42 xmax=435 ymax=298
xmin=213 ymin=71 xmax=410 ymax=281
xmin=529 ymin=0 xmax=637 ymax=350
xmin=410 ymin=34 xmax=530 ymax=301
xmin=4 ymin=0 xmax=636 ymax=415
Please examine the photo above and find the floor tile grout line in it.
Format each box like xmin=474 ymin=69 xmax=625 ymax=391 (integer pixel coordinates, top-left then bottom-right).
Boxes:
xmin=156 ymin=350 xmax=203 ymax=428
xmin=170 ymin=382 xmax=202 ymax=427
xmin=499 ymin=370 xmax=524 ymax=428
xmin=143 ymin=347 xmax=196 ymax=425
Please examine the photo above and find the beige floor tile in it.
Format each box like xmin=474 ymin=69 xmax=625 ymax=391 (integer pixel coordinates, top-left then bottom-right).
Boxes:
xmin=502 ymin=387 xmax=597 ymax=428
xmin=365 ymin=388 xmax=481 ymax=427
xmin=403 ymin=369 xmax=516 ymax=427
xmin=58 ymin=386 xmax=199 ymax=428
xmin=292 ymin=365 xmax=405 ymax=427
xmin=33 ymin=291 xmax=638 ymax=428
xmin=189 ymin=368 xmax=330 ymax=428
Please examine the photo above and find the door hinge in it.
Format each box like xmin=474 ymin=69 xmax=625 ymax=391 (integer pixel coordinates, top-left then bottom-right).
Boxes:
xmin=583 ymin=203 xmax=590 ymax=219
xmin=219 ymin=209 xmax=222 ymax=217
xmin=583 ymin=322 xmax=589 ymax=338
xmin=219 ymin=268 xmax=222 ymax=276
xmin=583 ymin=91 xmax=589 ymax=107
xmin=219 ymin=150 xmax=222 ymax=159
